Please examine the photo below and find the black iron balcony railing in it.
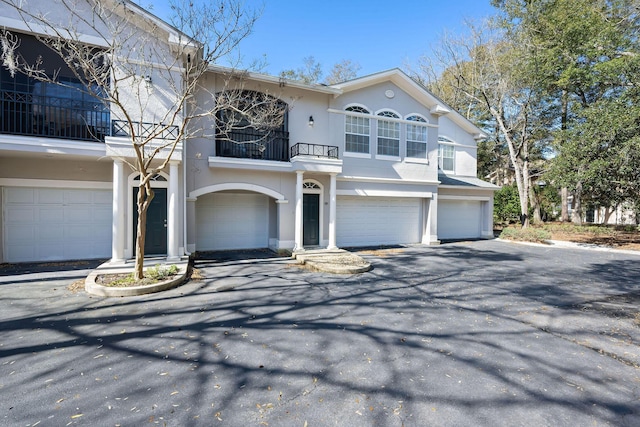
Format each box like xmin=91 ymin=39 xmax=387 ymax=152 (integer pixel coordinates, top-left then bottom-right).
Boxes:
xmin=216 ymin=129 xmax=290 ymax=162
xmin=0 ymin=89 xmax=180 ymax=143
xmin=0 ymin=89 xmax=110 ymax=141
xmin=290 ymin=142 xmax=339 ymax=159
xmin=112 ymin=120 xmax=179 ymax=140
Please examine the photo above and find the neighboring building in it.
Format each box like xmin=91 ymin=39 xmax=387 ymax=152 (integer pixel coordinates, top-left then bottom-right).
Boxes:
xmin=0 ymin=1 xmax=498 ymax=264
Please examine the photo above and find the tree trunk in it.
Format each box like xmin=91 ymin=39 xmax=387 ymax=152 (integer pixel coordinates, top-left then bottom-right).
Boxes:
xmin=529 ymin=178 xmax=542 ymax=224
xmin=134 ymin=183 xmax=155 ymax=280
xmin=561 ymin=187 xmax=569 ymax=222
xmin=603 ymin=206 xmax=614 ymax=224
xmin=560 ymin=91 xmax=570 ymax=222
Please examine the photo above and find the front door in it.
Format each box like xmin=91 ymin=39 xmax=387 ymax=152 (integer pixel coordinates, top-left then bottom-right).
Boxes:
xmin=133 ymin=187 xmax=167 ymax=255
xmin=303 ymin=193 xmax=320 ymax=246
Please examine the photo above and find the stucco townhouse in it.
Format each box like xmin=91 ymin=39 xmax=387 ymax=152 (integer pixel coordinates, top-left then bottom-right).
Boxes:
xmin=0 ymin=0 xmax=497 ymax=264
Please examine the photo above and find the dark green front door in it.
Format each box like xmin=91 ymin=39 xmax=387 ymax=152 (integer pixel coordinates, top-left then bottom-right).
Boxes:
xmin=303 ymin=193 xmax=320 ymax=246
xmin=133 ymin=187 xmax=167 ymax=255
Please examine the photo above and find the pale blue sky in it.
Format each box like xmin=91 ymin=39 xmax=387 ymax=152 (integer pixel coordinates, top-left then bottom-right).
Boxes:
xmin=143 ymin=0 xmax=497 ymax=79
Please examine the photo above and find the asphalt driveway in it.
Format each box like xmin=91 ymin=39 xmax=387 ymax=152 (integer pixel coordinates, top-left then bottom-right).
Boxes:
xmin=1 ymin=240 xmax=640 ymax=426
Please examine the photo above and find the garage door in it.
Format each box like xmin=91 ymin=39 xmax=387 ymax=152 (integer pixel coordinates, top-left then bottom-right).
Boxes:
xmin=196 ymin=192 xmax=269 ymax=251
xmin=438 ymin=199 xmax=482 ymax=239
xmin=3 ymin=187 xmax=112 ymax=263
xmin=337 ymin=196 xmax=421 ymax=247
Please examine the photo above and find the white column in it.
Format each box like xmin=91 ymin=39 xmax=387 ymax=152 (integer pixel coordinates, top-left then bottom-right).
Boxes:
xmin=294 ymin=171 xmax=304 ymax=252
xmin=111 ymin=159 xmax=125 ymax=262
xmin=167 ymin=161 xmax=180 ymax=260
xmin=327 ymin=173 xmax=337 ymax=250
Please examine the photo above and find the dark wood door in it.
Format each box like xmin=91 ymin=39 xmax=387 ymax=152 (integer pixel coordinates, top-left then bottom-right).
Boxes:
xmin=303 ymin=193 xmax=320 ymax=246
xmin=133 ymin=187 xmax=167 ymax=255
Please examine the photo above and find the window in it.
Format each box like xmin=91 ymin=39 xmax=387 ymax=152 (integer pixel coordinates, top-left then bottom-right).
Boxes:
xmin=376 ymin=110 xmax=400 ymax=157
xmin=406 ymin=115 xmax=428 ymax=159
xmin=345 ymin=105 xmax=370 ymax=153
xmin=438 ymin=136 xmax=455 ymax=172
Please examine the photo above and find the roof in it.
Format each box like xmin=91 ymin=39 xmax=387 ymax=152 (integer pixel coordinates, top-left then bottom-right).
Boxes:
xmin=331 ymin=69 xmax=487 ymax=140
xmin=207 ymin=64 xmax=343 ymax=95
xmin=438 ymin=173 xmax=500 ymax=190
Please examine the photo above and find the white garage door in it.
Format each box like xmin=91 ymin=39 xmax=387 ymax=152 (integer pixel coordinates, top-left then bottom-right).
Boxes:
xmin=3 ymin=187 xmax=112 ymax=263
xmin=438 ymin=199 xmax=482 ymax=239
xmin=196 ymin=192 xmax=269 ymax=251
xmin=337 ymin=196 xmax=421 ymax=247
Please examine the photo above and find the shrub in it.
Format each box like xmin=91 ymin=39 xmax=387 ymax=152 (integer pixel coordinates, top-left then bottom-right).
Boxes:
xmin=499 ymin=227 xmax=551 ymax=243
xmin=146 ymin=264 xmax=179 ymax=280
xmin=494 ymin=183 xmax=521 ymax=224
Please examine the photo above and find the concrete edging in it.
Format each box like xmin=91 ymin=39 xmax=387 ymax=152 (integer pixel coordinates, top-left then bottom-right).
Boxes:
xmin=85 ymin=259 xmax=189 ymax=297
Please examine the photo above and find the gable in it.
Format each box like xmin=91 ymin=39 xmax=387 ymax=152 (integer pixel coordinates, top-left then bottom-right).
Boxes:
xmin=332 ymin=69 xmax=486 ymax=139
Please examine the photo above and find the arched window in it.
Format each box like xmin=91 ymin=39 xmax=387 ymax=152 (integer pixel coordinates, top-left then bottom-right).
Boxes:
xmin=406 ymin=115 xmax=428 ymax=159
xmin=376 ymin=110 xmax=400 ymax=157
xmin=215 ymin=90 xmax=289 ymax=161
xmin=344 ymin=105 xmax=370 ymax=154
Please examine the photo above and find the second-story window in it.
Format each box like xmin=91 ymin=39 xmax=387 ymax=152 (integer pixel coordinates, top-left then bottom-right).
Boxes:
xmin=376 ymin=110 xmax=400 ymax=157
xmin=438 ymin=136 xmax=455 ymax=172
xmin=345 ymin=105 xmax=370 ymax=154
xmin=406 ymin=115 xmax=428 ymax=159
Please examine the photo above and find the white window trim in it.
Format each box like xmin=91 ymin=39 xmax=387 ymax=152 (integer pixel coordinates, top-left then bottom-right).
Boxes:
xmin=438 ymin=141 xmax=456 ymax=173
xmin=344 ymin=104 xmax=372 ymax=155
xmin=404 ymin=114 xmax=429 ymax=163
xmin=375 ymin=110 xmax=401 ymax=159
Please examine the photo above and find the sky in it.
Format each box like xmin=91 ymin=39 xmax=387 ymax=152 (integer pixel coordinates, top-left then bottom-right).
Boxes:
xmin=141 ymin=0 xmax=498 ymax=80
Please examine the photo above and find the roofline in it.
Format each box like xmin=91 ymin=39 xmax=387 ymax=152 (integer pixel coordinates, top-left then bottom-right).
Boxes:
xmin=207 ymin=64 xmax=343 ymax=95
xmin=331 ymin=68 xmax=487 ymax=139
xmin=121 ymin=0 xmax=201 ymax=49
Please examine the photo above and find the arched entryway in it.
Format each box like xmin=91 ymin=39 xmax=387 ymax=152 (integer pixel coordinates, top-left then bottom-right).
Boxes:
xmin=190 ymin=183 xmax=286 ymax=251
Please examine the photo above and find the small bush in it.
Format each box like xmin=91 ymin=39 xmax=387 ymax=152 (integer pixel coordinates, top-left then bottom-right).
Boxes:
xmin=146 ymin=264 xmax=179 ymax=280
xmin=499 ymin=227 xmax=551 ymax=243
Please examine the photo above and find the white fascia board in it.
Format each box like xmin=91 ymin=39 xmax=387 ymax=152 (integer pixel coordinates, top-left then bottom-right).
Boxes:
xmin=337 ymin=175 xmax=439 ymax=185
xmin=208 ymin=156 xmax=293 ymax=172
xmin=337 ymin=189 xmax=433 ymax=198
xmin=438 ymin=194 xmax=492 ymax=201
xmin=0 ymin=135 xmax=107 ymax=158
xmin=0 ymin=178 xmax=111 ymax=189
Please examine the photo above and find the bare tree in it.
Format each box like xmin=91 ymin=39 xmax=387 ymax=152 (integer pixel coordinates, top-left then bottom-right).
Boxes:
xmin=416 ymin=22 xmax=541 ymax=227
xmin=0 ymin=0 xmax=285 ymax=279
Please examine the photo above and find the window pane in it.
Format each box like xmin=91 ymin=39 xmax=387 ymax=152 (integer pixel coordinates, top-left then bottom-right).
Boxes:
xmin=407 ymin=141 xmax=427 ymax=158
xmin=406 ymin=123 xmax=427 ymax=158
xmin=377 ymin=119 xmax=399 ymax=156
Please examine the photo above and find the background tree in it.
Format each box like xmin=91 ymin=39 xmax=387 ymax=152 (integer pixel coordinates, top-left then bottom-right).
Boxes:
xmin=280 ymin=57 xmax=361 ymax=84
xmin=415 ymin=22 xmax=551 ymax=227
xmin=492 ymin=0 xmax=640 ymax=223
xmin=0 ymin=0 xmax=283 ymax=279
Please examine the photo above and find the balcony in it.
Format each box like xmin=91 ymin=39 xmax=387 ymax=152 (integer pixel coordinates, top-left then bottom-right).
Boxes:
xmin=0 ymin=89 xmax=179 ymax=143
xmin=291 ymin=142 xmax=339 ymax=160
xmin=215 ymin=129 xmax=290 ymax=162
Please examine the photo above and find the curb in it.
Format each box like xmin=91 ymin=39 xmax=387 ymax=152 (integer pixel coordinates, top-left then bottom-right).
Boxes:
xmin=85 ymin=258 xmax=190 ymax=297
xmin=496 ymin=238 xmax=640 ymax=256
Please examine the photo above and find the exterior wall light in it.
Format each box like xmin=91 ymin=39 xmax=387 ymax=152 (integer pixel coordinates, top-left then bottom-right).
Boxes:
xmin=144 ymin=75 xmax=152 ymax=88
xmin=308 ymin=116 xmax=314 ymax=126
